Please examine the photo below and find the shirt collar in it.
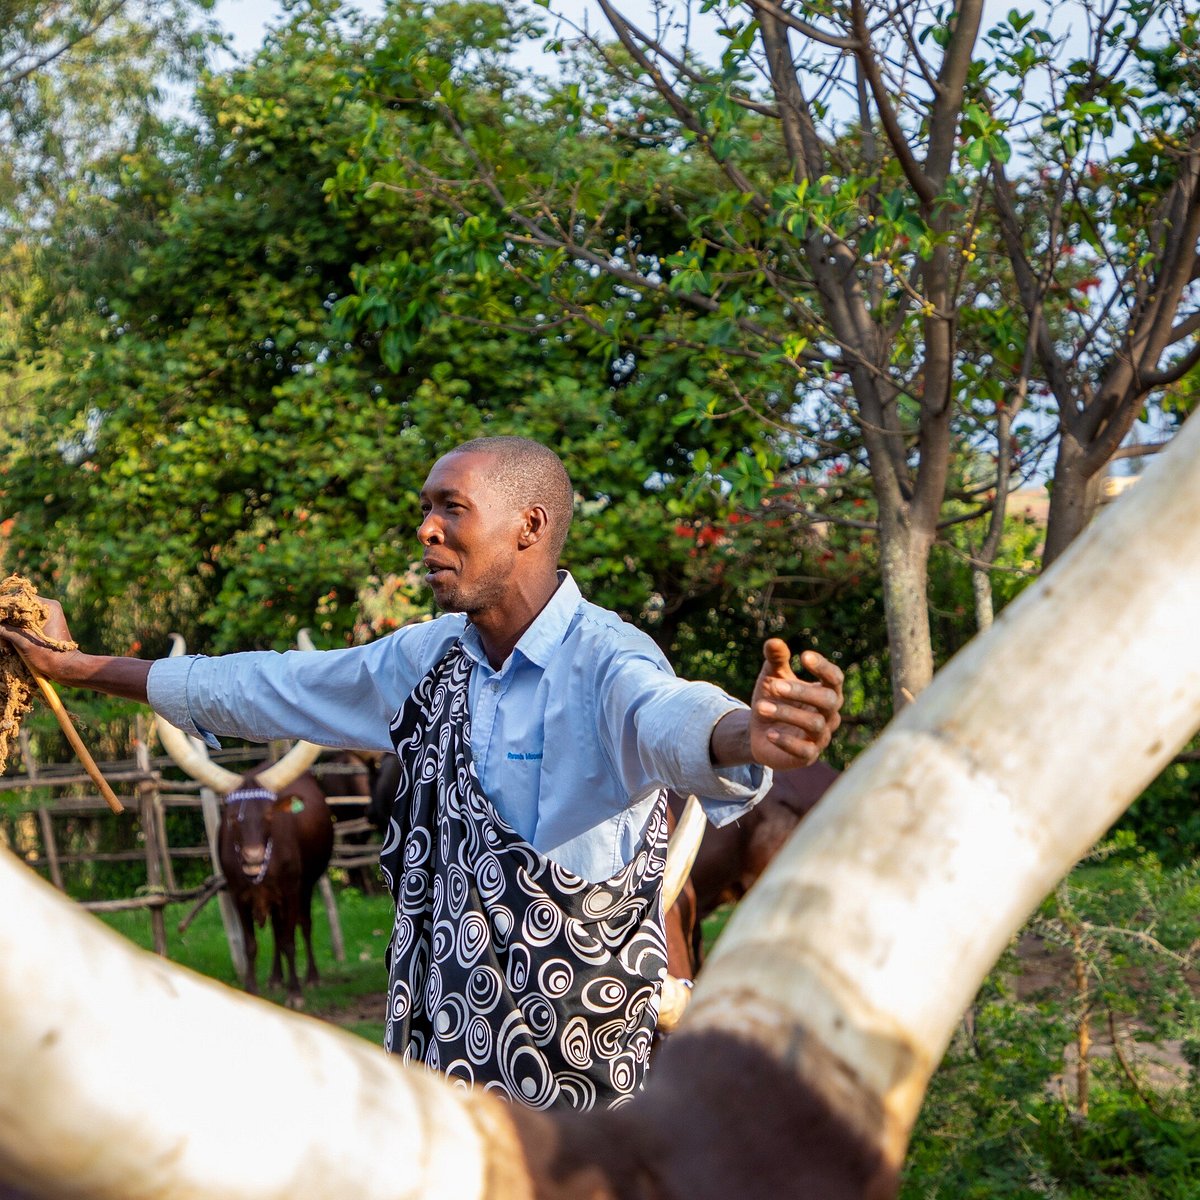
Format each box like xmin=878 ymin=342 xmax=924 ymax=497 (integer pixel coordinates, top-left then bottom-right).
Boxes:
xmin=459 ymin=570 xmax=581 ymax=672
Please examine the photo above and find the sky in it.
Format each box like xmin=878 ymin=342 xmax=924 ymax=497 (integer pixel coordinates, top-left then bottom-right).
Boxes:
xmin=210 ymin=0 xmax=727 ymax=68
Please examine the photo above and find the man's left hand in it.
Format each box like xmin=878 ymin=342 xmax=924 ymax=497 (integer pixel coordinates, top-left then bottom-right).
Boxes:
xmin=748 ymin=638 xmax=844 ymax=770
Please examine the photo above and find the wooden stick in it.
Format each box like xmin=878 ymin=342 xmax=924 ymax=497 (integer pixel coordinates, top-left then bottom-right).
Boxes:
xmin=20 ymin=661 xmax=124 ymax=814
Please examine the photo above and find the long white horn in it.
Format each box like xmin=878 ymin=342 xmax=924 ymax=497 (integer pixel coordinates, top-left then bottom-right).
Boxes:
xmin=656 ymin=796 xmax=707 ymax=1031
xmin=0 ymin=849 xmax=536 ymax=1200
xmin=662 ymin=793 xmax=705 ymax=911
xmin=153 ymin=633 xmax=242 ymax=794
xmin=255 ymin=629 xmax=326 ymax=793
xmin=679 ymin=414 xmax=1200 ymax=1180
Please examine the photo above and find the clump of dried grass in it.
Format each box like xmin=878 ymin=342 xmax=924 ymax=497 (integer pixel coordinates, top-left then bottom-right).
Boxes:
xmin=0 ymin=575 xmax=76 ymax=772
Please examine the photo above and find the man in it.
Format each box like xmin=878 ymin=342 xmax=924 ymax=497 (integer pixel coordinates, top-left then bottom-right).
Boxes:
xmin=3 ymin=436 xmax=843 ymax=1110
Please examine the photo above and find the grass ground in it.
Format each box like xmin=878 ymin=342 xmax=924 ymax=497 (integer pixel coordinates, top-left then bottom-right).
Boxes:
xmin=98 ymin=883 xmax=396 ymax=1044
xmin=100 ymin=884 xmax=738 ymax=1046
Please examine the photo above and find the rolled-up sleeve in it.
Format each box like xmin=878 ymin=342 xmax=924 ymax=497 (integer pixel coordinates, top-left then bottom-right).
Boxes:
xmin=596 ymin=642 xmax=771 ymax=826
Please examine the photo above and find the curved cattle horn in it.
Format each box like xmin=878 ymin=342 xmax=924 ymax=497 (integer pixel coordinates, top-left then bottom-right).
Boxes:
xmin=657 ymin=974 xmax=693 ymax=1032
xmin=679 ymin=418 xmax=1200 ymax=1180
xmin=0 ymin=846 xmax=530 ymax=1200
xmin=3 ymin=420 xmax=1200 ymax=1198
xmin=662 ymin=792 xmax=705 ymax=912
xmin=255 ymin=630 xmax=324 ymax=794
xmin=154 ymin=634 xmax=242 ymax=795
xmin=657 ymin=795 xmax=706 ymax=1033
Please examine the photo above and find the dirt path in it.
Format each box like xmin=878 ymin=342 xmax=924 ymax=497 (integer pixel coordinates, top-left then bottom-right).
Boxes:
xmin=1008 ymin=932 xmax=1193 ymax=1097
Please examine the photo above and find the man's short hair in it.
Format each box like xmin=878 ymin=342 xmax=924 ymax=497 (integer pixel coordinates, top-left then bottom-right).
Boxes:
xmin=449 ymin=436 xmax=574 ymax=560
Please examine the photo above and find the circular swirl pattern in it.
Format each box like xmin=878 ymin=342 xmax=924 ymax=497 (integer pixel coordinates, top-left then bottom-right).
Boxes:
xmin=431 ymin=919 xmax=455 ymax=963
xmin=554 ymin=1070 xmax=598 ymax=1111
xmin=564 ymin=918 xmax=610 ymax=965
xmin=473 ymin=851 xmax=506 ymax=903
xmin=432 ymin=993 xmax=468 ymax=1041
xmin=580 ymin=889 xmax=615 ymax=919
xmin=389 ymin=981 xmax=411 ymax=1022
xmin=521 ymin=898 xmax=564 ymax=947
xmin=496 ymin=1012 xmax=558 ymax=1110
xmin=423 ymin=962 xmax=443 ymax=1015
xmin=593 ymin=1017 xmax=628 ymax=1060
xmin=456 ymin=911 xmax=489 ymax=966
xmin=560 ymin=1015 xmax=593 ymax=1070
xmin=443 ymin=1059 xmax=476 ymax=1090
xmin=608 ymin=1052 xmax=637 ymax=1096
xmin=580 ymin=977 xmax=627 ymax=1014
xmin=465 ymin=1015 xmax=493 ymax=1066
xmin=537 ymin=957 xmax=574 ymax=999
xmin=505 ymin=943 xmax=531 ymax=993
xmin=519 ymin=993 xmax=557 ymax=1046
xmin=489 ymin=904 xmax=515 ymax=949
xmin=466 ymin=965 xmax=503 ymax=1015
xmin=445 ymin=863 xmax=469 ymax=918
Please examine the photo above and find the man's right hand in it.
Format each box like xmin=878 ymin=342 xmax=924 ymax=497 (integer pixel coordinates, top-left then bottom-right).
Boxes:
xmin=0 ymin=596 xmax=80 ymax=681
xmin=0 ymin=598 xmax=151 ymax=702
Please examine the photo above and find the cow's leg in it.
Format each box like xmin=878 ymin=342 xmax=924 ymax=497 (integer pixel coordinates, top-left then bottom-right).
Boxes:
xmin=298 ymin=880 xmax=320 ymax=985
xmin=267 ymin=917 xmax=284 ymax=990
xmin=236 ymin=901 xmax=259 ymax=995
xmin=271 ymin=900 xmax=303 ymax=1009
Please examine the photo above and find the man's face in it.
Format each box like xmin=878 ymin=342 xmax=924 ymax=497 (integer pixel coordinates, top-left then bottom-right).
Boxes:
xmin=417 ymin=451 xmax=526 ymax=615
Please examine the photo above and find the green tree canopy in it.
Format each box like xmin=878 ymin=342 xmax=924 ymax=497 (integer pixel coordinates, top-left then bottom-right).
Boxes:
xmin=336 ymin=0 xmax=1200 ymax=704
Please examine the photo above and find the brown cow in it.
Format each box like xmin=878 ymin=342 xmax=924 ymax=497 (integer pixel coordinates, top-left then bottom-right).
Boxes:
xmin=214 ymin=772 xmax=333 ymax=1006
xmin=155 ymin=634 xmax=334 ymax=1008
xmin=666 ymin=761 xmax=839 ymax=978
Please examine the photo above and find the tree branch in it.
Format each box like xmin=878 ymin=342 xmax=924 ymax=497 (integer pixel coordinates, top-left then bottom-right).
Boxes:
xmin=745 ymin=0 xmax=862 ymax=52
xmin=0 ymin=0 xmax=129 ymax=91
xmin=849 ymin=0 xmax=936 ymax=206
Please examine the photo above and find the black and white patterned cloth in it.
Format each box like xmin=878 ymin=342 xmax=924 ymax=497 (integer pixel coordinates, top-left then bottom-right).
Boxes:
xmin=379 ymin=642 xmax=668 ymax=1111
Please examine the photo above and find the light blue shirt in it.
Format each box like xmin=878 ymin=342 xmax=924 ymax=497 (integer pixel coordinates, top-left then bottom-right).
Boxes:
xmin=148 ymin=573 xmax=770 ymax=881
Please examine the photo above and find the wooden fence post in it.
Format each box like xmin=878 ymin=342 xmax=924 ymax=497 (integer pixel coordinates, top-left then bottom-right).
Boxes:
xmin=199 ymin=786 xmax=247 ymax=981
xmin=134 ymin=720 xmax=167 ymax=956
xmin=140 ymin=790 xmax=167 ymax=957
xmin=36 ymin=807 xmax=64 ymax=891
xmin=318 ymin=876 xmax=345 ymax=964
xmin=135 ymin=718 xmax=176 ymax=892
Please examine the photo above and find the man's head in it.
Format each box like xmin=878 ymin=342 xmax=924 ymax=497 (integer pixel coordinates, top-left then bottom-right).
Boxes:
xmin=449 ymin=436 xmax=574 ymax=559
xmin=417 ymin=436 xmax=574 ymax=616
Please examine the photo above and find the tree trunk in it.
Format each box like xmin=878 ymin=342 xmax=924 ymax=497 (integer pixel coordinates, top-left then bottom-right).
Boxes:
xmin=971 ymin=567 xmax=994 ymax=632
xmin=1043 ymin=433 xmax=1105 ymax=568
xmin=878 ymin=512 xmax=936 ymax=708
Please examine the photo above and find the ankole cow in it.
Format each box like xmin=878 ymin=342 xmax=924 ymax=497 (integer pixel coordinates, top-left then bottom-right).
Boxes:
xmin=155 ymin=632 xmax=334 ymax=1008
xmin=666 ymin=762 xmax=839 ymax=978
xmin=2 ymin=416 xmax=1200 ymax=1199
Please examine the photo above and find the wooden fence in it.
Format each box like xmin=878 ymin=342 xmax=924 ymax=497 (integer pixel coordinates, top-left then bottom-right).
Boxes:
xmin=0 ymin=723 xmax=385 ymax=975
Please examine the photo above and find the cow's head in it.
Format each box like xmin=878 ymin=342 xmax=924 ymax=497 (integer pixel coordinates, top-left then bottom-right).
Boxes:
xmin=222 ymin=785 xmax=290 ymax=882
